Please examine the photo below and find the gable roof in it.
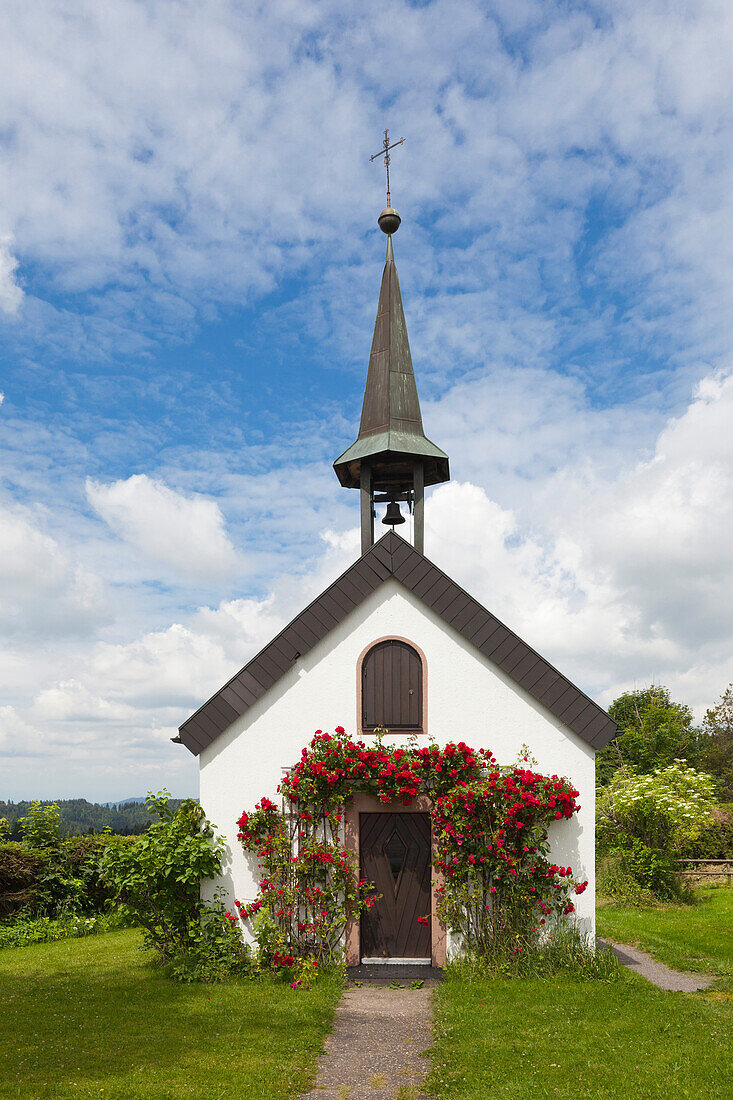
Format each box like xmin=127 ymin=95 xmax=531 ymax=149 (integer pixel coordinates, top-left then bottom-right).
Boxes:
xmin=177 ymin=531 xmax=617 ymax=755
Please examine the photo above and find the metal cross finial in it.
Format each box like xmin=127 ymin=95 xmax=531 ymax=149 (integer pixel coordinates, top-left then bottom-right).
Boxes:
xmin=370 ymin=128 xmax=405 ymax=208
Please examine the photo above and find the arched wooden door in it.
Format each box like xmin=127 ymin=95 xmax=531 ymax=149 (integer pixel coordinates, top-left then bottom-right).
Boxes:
xmin=359 ymin=812 xmax=431 ymax=959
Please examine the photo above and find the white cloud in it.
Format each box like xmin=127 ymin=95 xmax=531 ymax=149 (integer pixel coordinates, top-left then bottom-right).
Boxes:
xmin=423 ymin=368 xmax=733 ymax=712
xmin=0 ymin=0 xmax=730 ymax=378
xmin=31 ymin=681 xmax=137 ymax=724
xmin=86 ymin=474 xmax=239 ymax=582
xmin=0 ymin=705 xmax=37 ymax=752
xmin=1 ymin=0 xmax=733 ymax=801
xmin=566 ymin=370 xmax=733 ymax=648
xmin=0 ymin=237 xmax=23 ymax=314
xmin=0 ymin=504 xmax=108 ymax=639
xmin=4 ymin=368 xmax=733 ymax=795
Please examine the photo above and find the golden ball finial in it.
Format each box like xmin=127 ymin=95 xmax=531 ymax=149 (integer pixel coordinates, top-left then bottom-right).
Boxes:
xmin=378 ymin=207 xmax=401 ymax=235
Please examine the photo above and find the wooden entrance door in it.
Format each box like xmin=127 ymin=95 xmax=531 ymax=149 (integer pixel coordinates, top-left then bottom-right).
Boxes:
xmin=359 ymin=812 xmax=431 ymax=959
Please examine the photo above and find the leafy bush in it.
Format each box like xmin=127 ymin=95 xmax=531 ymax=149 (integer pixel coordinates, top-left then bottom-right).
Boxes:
xmin=597 ymin=761 xmax=715 ymax=901
xmin=678 ymin=820 xmax=733 ymax=860
xmin=597 ymin=761 xmax=715 ymax=852
xmin=0 ymin=834 xmax=135 ymax=920
xmin=0 ymin=843 xmax=48 ymax=917
xmin=18 ymin=802 xmax=61 ymax=849
xmin=596 ymin=852 xmax=656 ymax=906
xmin=101 ymin=791 xmax=249 ymax=982
xmin=677 ymin=803 xmax=733 ymax=860
xmin=598 ymin=840 xmax=685 ymax=903
xmin=55 ymin=834 xmax=134 ymax=913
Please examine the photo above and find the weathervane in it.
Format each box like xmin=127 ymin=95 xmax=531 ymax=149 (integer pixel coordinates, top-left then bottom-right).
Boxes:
xmin=370 ymin=128 xmax=405 ymax=236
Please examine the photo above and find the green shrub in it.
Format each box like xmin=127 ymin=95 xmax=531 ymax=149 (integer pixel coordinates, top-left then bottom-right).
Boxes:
xmin=597 ymin=761 xmax=716 ymax=852
xmin=596 ymin=853 xmax=657 ymax=906
xmin=101 ymin=791 xmax=249 ymax=982
xmin=619 ymin=838 xmax=682 ymax=899
xmin=597 ymin=839 xmax=689 ymax=904
xmin=597 ymin=761 xmax=715 ymax=901
xmin=56 ymin=833 xmax=135 ymax=914
xmin=1 ymin=833 xmax=136 ymax=920
xmin=18 ymin=802 xmax=61 ymax=849
xmin=0 ymin=843 xmax=49 ymax=917
xmin=678 ymin=821 xmax=733 ymax=860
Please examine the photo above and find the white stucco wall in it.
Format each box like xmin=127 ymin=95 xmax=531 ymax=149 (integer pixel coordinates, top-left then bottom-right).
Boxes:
xmin=199 ymin=578 xmax=596 ymax=938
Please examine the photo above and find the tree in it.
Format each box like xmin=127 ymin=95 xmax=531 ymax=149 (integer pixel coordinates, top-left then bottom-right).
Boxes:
xmin=18 ymin=802 xmax=61 ymax=849
xmin=699 ymin=684 xmax=733 ymax=801
xmin=597 ymin=685 xmax=702 ymax=786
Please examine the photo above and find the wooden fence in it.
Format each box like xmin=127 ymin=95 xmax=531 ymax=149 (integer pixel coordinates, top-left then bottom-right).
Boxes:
xmin=677 ymin=858 xmax=733 ymax=886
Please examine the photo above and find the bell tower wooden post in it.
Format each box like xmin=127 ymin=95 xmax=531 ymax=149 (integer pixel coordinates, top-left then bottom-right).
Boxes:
xmin=413 ymin=460 xmax=424 ymax=555
xmin=360 ymin=461 xmax=374 ymax=556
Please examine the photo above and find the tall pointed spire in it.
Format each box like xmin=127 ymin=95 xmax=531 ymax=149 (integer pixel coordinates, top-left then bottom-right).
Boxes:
xmin=334 ymin=206 xmax=450 ymax=556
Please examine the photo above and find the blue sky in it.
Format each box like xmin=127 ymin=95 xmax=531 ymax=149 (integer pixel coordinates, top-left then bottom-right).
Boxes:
xmin=1 ymin=0 xmax=732 ymax=800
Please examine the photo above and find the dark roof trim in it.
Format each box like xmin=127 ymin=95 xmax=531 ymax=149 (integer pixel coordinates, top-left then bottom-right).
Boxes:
xmin=178 ymin=531 xmax=617 ymax=755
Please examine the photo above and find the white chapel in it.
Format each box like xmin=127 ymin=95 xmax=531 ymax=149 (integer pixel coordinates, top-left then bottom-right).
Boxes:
xmin=175 ymin=198 xmax=616 ymax=966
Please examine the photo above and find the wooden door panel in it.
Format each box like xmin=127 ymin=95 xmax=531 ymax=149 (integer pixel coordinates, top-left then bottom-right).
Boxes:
xmin=393 ymin=814 xmax=430 ymax=956
xmin=360 ymin=812 xmax=431 ymax=958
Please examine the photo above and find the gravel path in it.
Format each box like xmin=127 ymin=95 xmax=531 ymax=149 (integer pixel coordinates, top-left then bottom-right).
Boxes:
xmin=299 ymin=979 xmax=436 ymax=1100
xmin=598 ymin=938 xmax=715 ymax=991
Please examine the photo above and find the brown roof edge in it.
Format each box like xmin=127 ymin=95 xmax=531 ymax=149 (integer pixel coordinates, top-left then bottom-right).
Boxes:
xmin=177 ymin=537 xmax=394 ymax=750
xmin=177 ymin=531 xmax=617 ymax=756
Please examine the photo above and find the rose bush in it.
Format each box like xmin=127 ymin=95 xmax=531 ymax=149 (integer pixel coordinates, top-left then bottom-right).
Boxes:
xmin=232 ymin=791 xmax=375 ymax=969
xmin=432 ymin=771 xmax=585 ymax=954
xmin=236 ymin=729 xmax=586 ymax=975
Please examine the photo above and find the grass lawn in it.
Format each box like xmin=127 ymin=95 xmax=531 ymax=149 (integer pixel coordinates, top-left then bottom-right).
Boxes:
xmin=1 ymin=928 xmax=342 ymax=1100
xmin=428 ymin=888 xmax=733 ymax=1099
xmin=428 ymin=969 xmax=733 ymax=1099
xmin=597 ymin=886 xmax=733 ymax=982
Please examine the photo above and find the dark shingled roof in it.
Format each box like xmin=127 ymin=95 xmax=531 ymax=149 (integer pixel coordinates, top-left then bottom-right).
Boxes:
xmin=177 ymin=531 xmax=617 ymax=755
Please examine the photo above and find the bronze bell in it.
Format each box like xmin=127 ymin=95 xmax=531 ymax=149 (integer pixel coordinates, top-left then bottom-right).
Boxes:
xmin=383 ymin=500 xmax=405 ymax=526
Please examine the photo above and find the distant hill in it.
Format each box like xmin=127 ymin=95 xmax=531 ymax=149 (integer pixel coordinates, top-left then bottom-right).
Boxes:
xmin=0 ymin=796 xmax=196 ymax=839
xmin=102 ymin=797 xmax=147 ymax=808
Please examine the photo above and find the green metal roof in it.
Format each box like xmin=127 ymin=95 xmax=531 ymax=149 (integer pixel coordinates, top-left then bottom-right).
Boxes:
xmin=334 ymin=236 xmax=450 ymax=490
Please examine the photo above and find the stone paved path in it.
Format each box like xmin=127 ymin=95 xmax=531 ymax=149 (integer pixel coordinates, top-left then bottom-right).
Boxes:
xmin=598 ymin=939 xmax=714 ymax=991
xmin=299 ymin=980 xmax=436 ymax=1100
